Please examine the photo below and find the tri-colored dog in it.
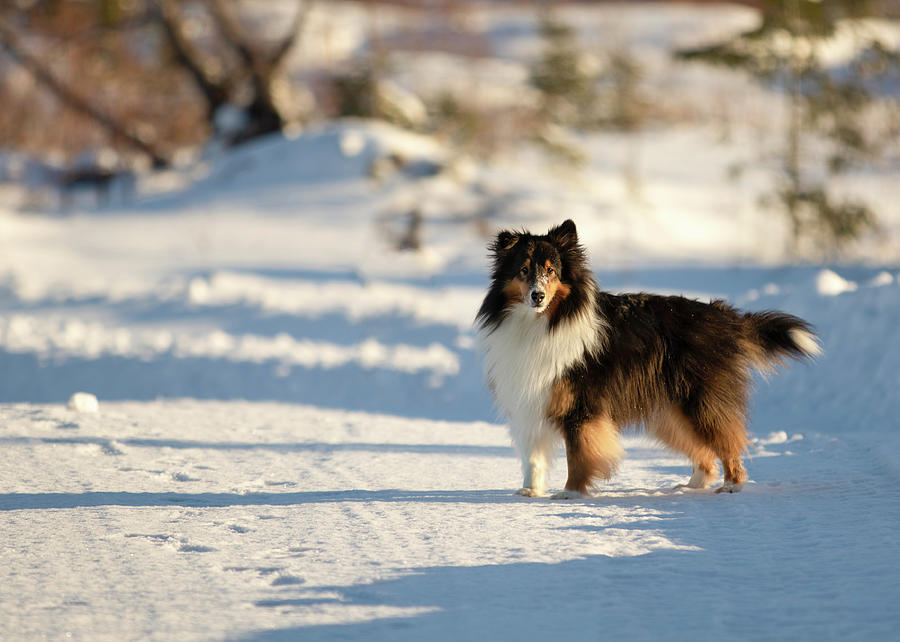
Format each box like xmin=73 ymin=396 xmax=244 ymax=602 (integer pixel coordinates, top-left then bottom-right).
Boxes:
xmin=476 ymin=220 xmax=819 ymax=497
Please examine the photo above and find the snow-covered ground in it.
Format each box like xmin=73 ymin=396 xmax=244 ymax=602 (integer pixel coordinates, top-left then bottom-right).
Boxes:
xmin=2 ymin=3 xmax=900 ymax=640
xmin=4 ymin=397 xmax=898 ymax=640
xmin=2 ymin=117 xmax=899 ymax=640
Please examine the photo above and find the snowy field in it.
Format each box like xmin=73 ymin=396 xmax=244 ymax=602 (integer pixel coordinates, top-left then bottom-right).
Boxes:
xmin=3 ymin=3 xmax=900 ymax=640
xmin=2 ymin=118 xmax=899 ymax=641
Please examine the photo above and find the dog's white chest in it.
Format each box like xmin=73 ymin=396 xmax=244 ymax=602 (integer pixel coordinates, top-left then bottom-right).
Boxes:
xmin=478 ymin=303 xmax=601 ymax=433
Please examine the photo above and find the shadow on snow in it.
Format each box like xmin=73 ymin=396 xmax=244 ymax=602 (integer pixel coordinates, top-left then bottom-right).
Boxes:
xmin=0 ymin=349 xmax=493 ymax=422
xmin=0 ymin=435 xmax=511 ymax=457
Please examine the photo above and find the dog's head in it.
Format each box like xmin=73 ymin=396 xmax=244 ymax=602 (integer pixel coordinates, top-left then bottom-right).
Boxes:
xmin=488 ymin=219 xmax=581 ymax=316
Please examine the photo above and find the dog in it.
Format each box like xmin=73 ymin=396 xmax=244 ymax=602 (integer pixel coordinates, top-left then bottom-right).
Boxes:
xmin=476 ymin=219 xmax=820 ymax=497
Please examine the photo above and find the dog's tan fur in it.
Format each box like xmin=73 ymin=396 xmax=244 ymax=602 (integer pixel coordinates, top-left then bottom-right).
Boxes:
xmin=562 ymin=415 xmax=624 ymax=494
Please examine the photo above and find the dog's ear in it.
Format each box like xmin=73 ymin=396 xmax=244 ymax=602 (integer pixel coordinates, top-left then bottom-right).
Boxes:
xmin=548 ymin=219 xmax=578 ymax=249
xmin=490 ymin=230 xmax=520 ymax=257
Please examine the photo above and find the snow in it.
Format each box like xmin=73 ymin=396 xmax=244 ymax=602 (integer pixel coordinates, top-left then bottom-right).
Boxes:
xmin=2 ymin=4 xmax=900 ymax=640
xmin=869 ymin=270 xmax=895 ymax=287
xmin=2 ymin=399 xmax=898 ymax=640
xmin=4 ymin=142 xmax=899 ymax=642
xmin=815 ymin=268 xmax=858 ymax=296
xmin=67 ymin=392 xmax=99 ymax=413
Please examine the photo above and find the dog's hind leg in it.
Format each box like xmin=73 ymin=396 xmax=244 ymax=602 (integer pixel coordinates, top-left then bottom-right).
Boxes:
xmin=678 ymin=390 xmax=750 ymax=493
xmin=648 ymin=405 xmax=718 ymax=489
xmin=685 ymin=461 xmax=718 ymax=489
xmin=553 ymin=415 xmax=623 ymax=499
xmin=698 ymin=408 xmax=749 ymax=493
xmin=709 ymin=418 xmax=748 ymax=493
xmin=716 ymin=454 xmax=748 ymax=493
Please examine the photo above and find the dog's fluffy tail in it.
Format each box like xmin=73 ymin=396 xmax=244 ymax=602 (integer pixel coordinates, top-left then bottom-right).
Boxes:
xmin=744 ymin=310 xmax=822 ymax=370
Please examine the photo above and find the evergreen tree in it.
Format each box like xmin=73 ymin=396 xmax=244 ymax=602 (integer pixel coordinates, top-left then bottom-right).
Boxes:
xmin=678 ymin=0 xmax=898 ymax=256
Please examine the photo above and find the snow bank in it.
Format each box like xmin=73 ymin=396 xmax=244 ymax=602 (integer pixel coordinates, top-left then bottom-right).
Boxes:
xmin=187 ymin=271 xmax=481 ymax=331
xmin=0 ymin=315 xmax=459 ymax=378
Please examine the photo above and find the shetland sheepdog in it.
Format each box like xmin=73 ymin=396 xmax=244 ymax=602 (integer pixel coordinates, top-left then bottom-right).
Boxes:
xmin=476 ymin=220 xmax=820 ymax=497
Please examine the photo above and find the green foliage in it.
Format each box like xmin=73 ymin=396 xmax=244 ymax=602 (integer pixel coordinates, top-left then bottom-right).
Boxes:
xmin=430 ymin=92 xmax=483 ymax=151
xmin=529 ymin=14 xmax=597 ymax=127
xmin=676 ymin=0 xmax=896 ymax=255
xmin=757 ymin=0 xmax=876 ymax=35
xmin=532 ymin=124 xmax=589 ymax=166
xmin=599 ymin=49 xmax=645 ymax=131
xmin=331 ymin=57 xmax=425 ymax=130
xmin=530 ymin=13 xmax=648 ymax=136
xmin=776 ymin=186 xmax=878 ymax=253
xmin=96 ymin=0 xmax=126 ymax=27
xmin=332 ymin=63 xmax=379 ymax=119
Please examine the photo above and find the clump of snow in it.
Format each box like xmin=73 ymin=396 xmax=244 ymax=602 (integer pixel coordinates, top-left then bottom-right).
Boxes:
xmin=868 ymin=271 xmax=894 ymax=287
xmin=67 ymin=392 xmax=99 ymax=413
xmin=816 ymin=269 xmax=858 ymax=296
xmin=339 ymin=129 xmax=368 ymax=158
xmin=755 ymin=431 xmax=804 ymax=446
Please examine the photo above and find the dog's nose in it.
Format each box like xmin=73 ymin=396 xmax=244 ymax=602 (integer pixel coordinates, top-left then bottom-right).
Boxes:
xmin=531 ymin=290 xmax=545 ymax=305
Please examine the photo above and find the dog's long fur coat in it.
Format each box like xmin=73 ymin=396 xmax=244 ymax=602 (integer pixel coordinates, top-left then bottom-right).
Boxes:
xmin=476 ymin=220 xmax=819 ymax=497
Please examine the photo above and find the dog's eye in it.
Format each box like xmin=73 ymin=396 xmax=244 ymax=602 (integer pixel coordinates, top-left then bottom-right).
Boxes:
xmin=520 ymin=266 xmax=528 ymax=277
xmin=547 ymin=267 xmax=555 ymax=276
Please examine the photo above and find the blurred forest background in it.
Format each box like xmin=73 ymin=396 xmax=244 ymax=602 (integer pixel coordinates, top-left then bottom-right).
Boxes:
xmin=1 ymin=0 xmax=899 ymax=257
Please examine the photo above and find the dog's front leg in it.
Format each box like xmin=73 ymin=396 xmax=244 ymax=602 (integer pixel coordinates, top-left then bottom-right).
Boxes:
xmin=517 ymin=456 xmax=547 ymax=497
xmin=513 ymin=424 xmax=556 ymax=497
xmin=551 ymin=415 xmax=622 ymax=499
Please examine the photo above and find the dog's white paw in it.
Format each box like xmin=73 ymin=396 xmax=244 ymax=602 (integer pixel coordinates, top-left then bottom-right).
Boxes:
xmin=550 ymin=489 xmax=586 ymax=500
xmin=683 ymin=467 xmax=714 ymax=489
xmin=516 ymin=487 xmax=545 ymax=497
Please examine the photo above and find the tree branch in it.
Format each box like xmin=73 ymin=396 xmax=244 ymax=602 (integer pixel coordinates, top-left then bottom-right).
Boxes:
xmin=207 ymin=0 xmax=311 ymax=72
xmin=155 ymin=0 xmax=231 ymax=119
xmin=0 ymin=17 xmax=169 ymax=167
xmin=207 ymin=0 xmax=258 ymax=71
xmin=204 ymin=0 xmax=313 ymax=142
xmin=269 ymin=0 xmax=313 ymax=68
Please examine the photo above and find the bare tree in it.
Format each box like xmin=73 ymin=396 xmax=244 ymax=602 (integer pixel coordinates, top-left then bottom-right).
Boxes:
xmin=155 ymin=0 xmax=232 ymax=124
xmin=0 ymin=14 xmax=171 ymax=167
xmin=0 ymin=0 xmax=312 ymax=168
xmin=155 ymin=0 xmax=313 ymax=144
